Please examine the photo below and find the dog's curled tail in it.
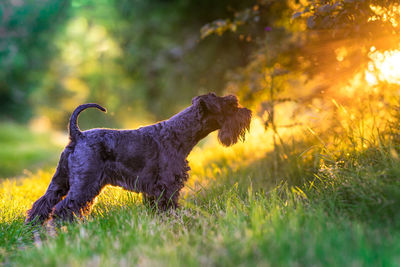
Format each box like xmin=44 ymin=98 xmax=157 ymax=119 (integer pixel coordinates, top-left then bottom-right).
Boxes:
xmin=69 ymin=103 xmax=107 ymax=140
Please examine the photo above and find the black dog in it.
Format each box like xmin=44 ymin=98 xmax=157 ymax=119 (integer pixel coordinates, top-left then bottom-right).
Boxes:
xmin=26 ymin=93 xmax=251 ymax=224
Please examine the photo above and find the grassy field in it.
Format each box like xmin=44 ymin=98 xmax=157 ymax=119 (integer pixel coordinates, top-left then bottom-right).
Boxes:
xmin=0 ymin=122 xmax=63 ymax=178
xmin=1 ymin=119 xmax=400 ymax=266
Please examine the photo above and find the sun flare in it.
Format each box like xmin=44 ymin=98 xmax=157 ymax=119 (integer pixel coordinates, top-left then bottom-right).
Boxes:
xmin=369 ymin=4 xmax=400 ymax=28
xmin=365 ymin=46 xmax=400 ymax=85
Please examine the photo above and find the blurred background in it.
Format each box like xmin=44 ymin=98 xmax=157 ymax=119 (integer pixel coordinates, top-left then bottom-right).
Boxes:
xmin=1 ymin=0 xmax=400 ymax=177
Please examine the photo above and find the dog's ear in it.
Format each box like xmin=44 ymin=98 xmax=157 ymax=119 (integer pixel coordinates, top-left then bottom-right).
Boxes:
xmin=198 ymin=98 xmax=208 ymax=114
xmin=192 ymin=96 xmax=209 ymax=116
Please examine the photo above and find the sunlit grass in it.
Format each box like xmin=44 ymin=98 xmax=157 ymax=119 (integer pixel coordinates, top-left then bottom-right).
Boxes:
xmin=2 ymin=153 xmax=400 ymax=266
xmin=0 ymin=170 xmax=53 ymax=224
xmin=186 ymin=117 xmax=308 ymax=192
xmin=187 ymin=118 xmax=272 ymax=181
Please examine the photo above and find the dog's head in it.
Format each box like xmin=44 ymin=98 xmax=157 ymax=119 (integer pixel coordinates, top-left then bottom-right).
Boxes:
xmin=192 ymin=92 xmax=252 ymax=146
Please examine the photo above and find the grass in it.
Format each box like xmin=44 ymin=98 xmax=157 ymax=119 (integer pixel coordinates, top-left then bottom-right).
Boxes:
xmin=0 ymin=122 xmax=62 ymax=178
xmin=1 ymin=119 xmax=400 ymax=266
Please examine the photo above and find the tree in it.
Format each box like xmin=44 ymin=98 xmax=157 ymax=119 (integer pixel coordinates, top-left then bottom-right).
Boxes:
xmin=201 ymin=0 xmax=400 ymax=118
xmin=0 ymin=0 xmax=70 ymax=121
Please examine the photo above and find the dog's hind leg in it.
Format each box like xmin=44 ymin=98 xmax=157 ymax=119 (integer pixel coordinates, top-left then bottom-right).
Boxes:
xmin=51 ymin=167 xmax=105 ymax=222
xmin=26 ymin=149 xmax=71 ymax=225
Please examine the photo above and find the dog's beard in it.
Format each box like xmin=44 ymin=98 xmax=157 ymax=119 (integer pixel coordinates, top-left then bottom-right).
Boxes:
xmin=218 ymin=108 xmax=252 ymax=147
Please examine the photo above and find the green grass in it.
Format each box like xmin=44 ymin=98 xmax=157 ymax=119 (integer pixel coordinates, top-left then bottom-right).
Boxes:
xmin=7 ymin=191 xmax=400 ymax=266
xmin=2 ymin=169 xmax=400 ymax=266
xmin=0 ymin=122 xmax=62 ymax=178
xmin=1 ymin=119 xmax=400 ymax=266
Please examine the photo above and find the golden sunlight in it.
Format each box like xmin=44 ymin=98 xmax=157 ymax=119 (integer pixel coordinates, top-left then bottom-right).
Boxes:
xmin=369 ymin=4 xmax=400 ymax=27
xmin=365 ymin=3 xmax=400 ymax=85
xmin=365 ymin=46 xmax=400 ymax=85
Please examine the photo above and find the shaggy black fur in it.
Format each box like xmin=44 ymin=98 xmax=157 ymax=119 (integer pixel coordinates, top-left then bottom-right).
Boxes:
xmin=26 ymin=93 xmax=251 ymax=224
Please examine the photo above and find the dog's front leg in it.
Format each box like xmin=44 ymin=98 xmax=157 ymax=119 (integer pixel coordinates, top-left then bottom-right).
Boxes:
xmin=156 ymin=182 xmax=181 ymax=211
xmin=142 ymin=193 xmax=157 ymax=208
xmin=51 ymin=167 xmax=106 ymax=222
